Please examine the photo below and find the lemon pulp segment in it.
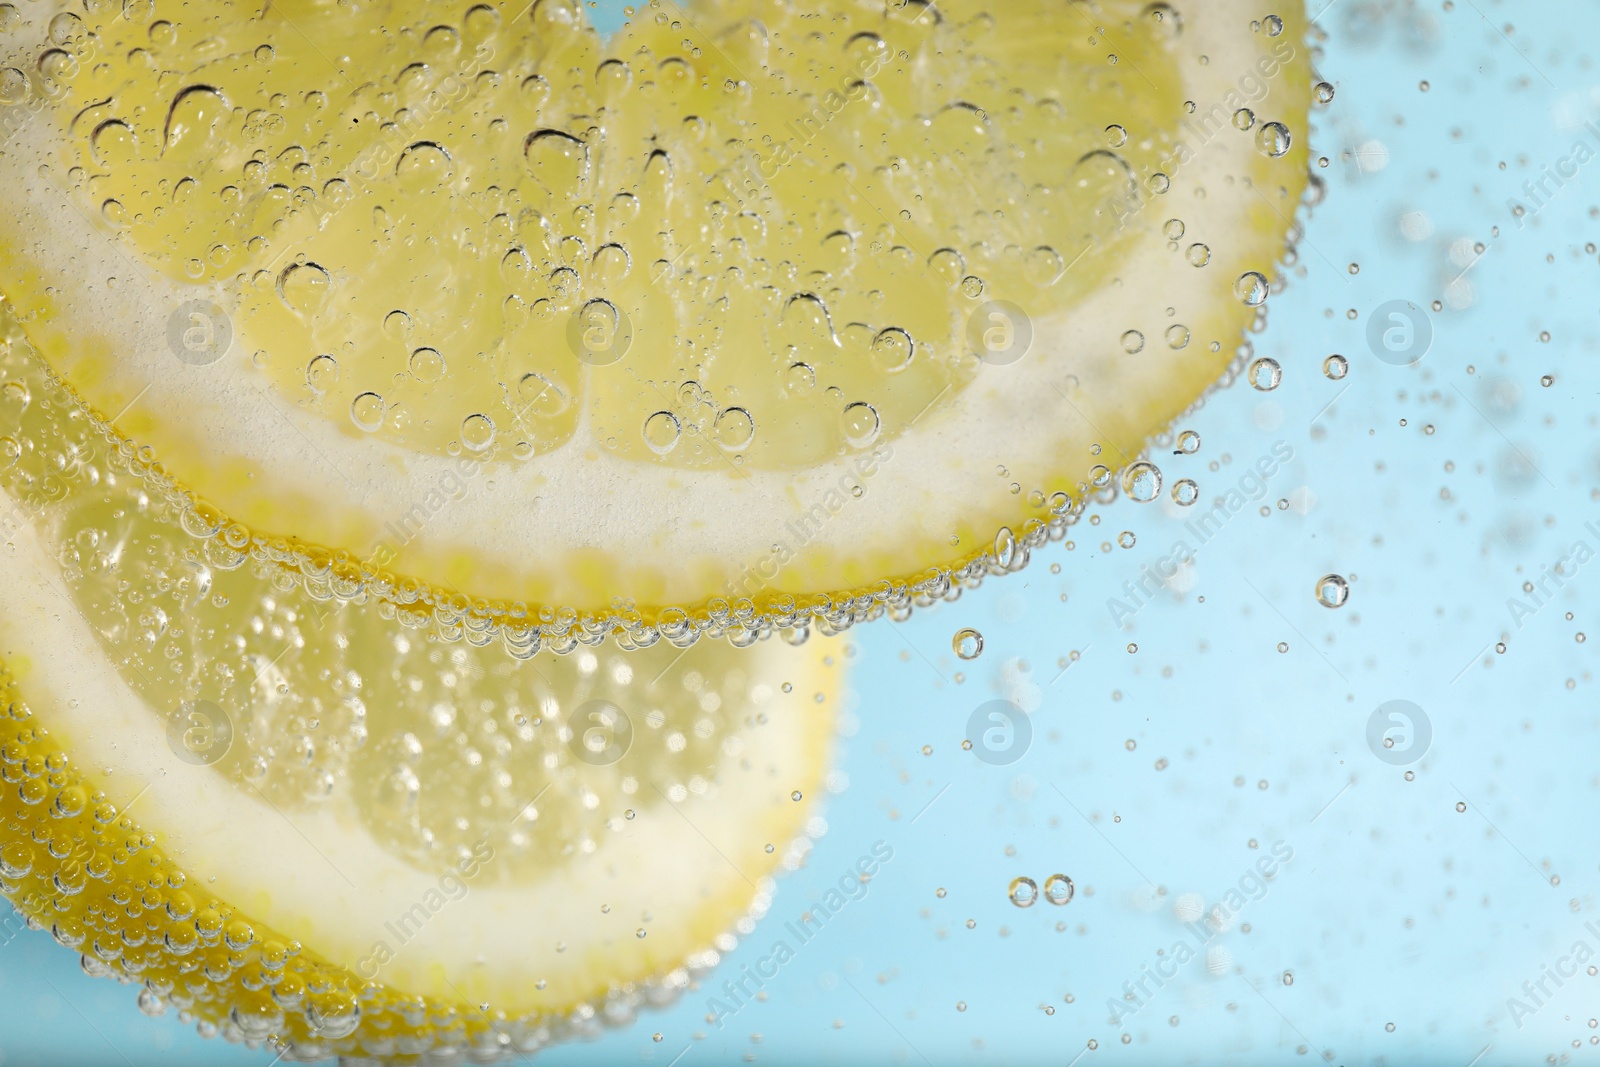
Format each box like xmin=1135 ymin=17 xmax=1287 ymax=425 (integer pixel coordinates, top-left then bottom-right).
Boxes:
xmin=0 ymin=0 xmax=1312 ymax=644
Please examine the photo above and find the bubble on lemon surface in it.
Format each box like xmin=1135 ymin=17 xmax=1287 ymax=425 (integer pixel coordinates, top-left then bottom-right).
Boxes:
xmin=871 ymin=328 xmax=916 ymax=373
xmin=1316 ymin=574 xmax=1349 ymax=608
xmin=409 ymin=347 xmax=446 ymax=383
xmin=642 ymin=411 xmax=682 ymax=456
xmin=306 ymin=354 xmax=339 ymax=394
xmin=840 ymin=403 xmax=881 ymax=447
xmin=953 ymin=629 xmax=984 ymax=660
xmin=1256 ymin=122 xmax=1292 ymax=157
xmin=350 ymin=392 xmax=385 ymax=432
xmin=460 ymin=414 xmax=496 ymax=453
xmin=714 ymin=408 xmax=755 ymax=451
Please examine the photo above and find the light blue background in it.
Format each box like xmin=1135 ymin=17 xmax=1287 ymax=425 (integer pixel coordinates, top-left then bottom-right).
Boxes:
xmin=6 ymin=0 xmax=1600 ymax=1064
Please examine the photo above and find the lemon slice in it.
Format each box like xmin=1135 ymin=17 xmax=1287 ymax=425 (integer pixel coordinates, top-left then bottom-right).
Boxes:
xmin=0 ymin=0 xmax=1312 ymax=644
xmin=0 ymin=311 xmax=841 ymax=1055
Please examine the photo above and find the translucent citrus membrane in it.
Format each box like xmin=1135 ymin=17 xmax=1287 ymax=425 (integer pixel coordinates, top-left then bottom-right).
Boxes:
xmin=0 ymin=329 xmax=842 ymax=1054
xmin=0 ymin=0 xmax=1313 ymax=645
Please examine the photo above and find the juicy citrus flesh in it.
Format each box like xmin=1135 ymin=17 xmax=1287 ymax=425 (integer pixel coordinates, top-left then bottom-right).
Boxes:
xmin=0 ymin=0 xmax=1312 ymax=646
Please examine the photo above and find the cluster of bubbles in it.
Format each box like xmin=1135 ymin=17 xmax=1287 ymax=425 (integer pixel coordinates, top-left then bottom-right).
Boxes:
xmin=1008 ymin=873 xmax=1076 ymax=907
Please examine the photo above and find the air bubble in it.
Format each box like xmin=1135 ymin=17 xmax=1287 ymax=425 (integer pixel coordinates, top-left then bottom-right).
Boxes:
xmin=305 ymin=354 xmax=338 ymax=395
xmin=1043 ymin=874 xmax=1074 ymax=905
xmin=953 ymin=629 xmax=984 ymax=660
xmin=524 ymin=129 xmax=590 ymax=195
xmin=1248 ymin=358 xmax=1282 ymax=391
xmin=276 ymin=261 xmax=333 ymax=319
xmin=350 ymin=392 xmax=385 ymax=432
xmin=1256 ymin=122 xmax=1292 ymax=158
xmin=460 ymin=414 xmax=495 ymax=453
xmin=871 ymin=327 xmax=916 ymax=372
xmin=714 ymin=408 xmax=755 ymax=451
xmin=1122 ymin=462 xmax=1162 ymax=502
xmin=409 ymin=347 xmax=445 ymax=383
xmin=1234 ymin=271 xmax=1269 ymax=307
xmin=642 ymin=411 xmax=682 ymax=455
xmin=841 ymin=402 xmax=881 ymax=446
xmin=1315 ymin=574 xmax=1349 ymax=608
